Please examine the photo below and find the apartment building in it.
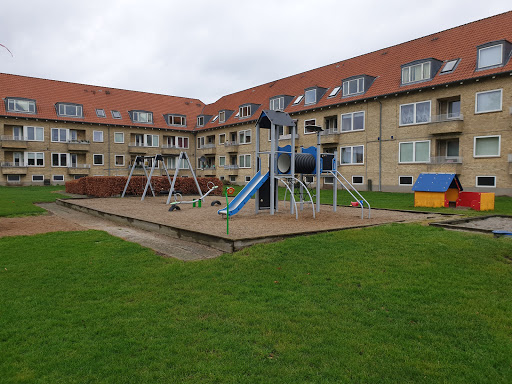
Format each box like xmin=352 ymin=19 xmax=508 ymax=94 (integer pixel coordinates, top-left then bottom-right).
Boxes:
xmin=1 ymin=12 xmax=512 ymax=194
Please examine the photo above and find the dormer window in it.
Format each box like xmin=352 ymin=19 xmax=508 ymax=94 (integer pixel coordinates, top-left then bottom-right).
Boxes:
xmin=293 ymin=95 xmax=304 ymax=105
xmin=239 ymin=105 xmax=251 ymax=118
xmin=219 ymin=111 xmax=226 ymax=123
xmin=342 ymin=77 xmax=364 ymax=97
xmin=477 ymin=41 xmax=511 ymax=70
xmin=197 ymin=116 xmax=204 ymax=126
xmin=131 ymin=111 xmax=153 ymax=124
xmin=111 ymin=110 xmax=122 ymax=119
xmin=440 ymin=59 xmax=459 ymax=74
xmin=57 ymin=103 xmax=83 ymax=118
xmin=167 ymin=114 xmax=186 ymax=126
xmin=6 ymin=98 xmax=36 ymax=114
xmin=270 ymin=96 xmax=284 ymax=111
xmin=304 ymin=89 xmax=316 ymax=105
xmin=402 ymin=61 xmax=431 ymax=84
xmin=328 ymin=86 xmax=341 ymax=98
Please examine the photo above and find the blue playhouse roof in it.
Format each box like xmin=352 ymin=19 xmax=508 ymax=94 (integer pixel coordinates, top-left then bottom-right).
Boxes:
xmin=412 ymin=173 xmax=462 ymax=192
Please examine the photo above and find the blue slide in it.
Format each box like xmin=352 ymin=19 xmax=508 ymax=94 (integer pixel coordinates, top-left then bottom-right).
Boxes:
xmin=218 ymin=171 xmax=269 ymax=216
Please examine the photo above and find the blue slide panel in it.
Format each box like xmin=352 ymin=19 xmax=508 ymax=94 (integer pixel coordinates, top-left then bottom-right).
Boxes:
xmin=217 ymin=171 xmax=269 ymax=216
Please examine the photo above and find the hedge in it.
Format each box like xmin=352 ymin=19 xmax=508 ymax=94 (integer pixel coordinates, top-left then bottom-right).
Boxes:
xmin=65 ymin=176 xmax=223 ymax=198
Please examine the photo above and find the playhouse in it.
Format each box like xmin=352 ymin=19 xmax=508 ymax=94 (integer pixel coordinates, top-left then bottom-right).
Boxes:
xmin=412 ymin=173 xmax=494 ymax=211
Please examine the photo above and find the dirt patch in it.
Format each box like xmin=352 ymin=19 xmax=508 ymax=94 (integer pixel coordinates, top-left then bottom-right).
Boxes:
xmin=0 ymin=213 xmax=84 ymax=238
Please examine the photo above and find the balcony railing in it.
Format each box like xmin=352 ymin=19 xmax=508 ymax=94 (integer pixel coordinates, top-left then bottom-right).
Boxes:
xmin=224 ymin=165 xmax=239 ymax=170
xmin=429 ymin=156 xmax=462 ymax=164
xmin=278 ymin=133 xmax=299 ymax=140
xmin=67 ymin=139 xmax=90 ymax=144
xmin=68 ymin=164 xmax=91 ymax=169
xmin=321 ymin=128 xmax=339 ymax=136
xmin=129 ymin=142 xmax=159 ymax=148
xmin=199 ymin=143 xmax=216 ymax=149
xmin=429 ymin=113 xmax=464 ymax=123
xmin=224 ymin=141 xmax=239 ymax=146
xmin=1 ymin=162 xmax=26 ymax=167
xmin=1 ymin=135 xmax=26 ymax=141
xmin=198 ymin=165 xmax=216 ymax=170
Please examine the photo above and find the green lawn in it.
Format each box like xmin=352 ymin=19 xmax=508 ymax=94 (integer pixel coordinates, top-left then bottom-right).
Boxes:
xmin=0 ymin=186 xmax=69 ymax=217
xmin=1 ymin=226 xmax=511 ymax=383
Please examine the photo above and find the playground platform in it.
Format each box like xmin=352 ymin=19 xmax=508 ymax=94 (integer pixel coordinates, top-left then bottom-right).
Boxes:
xmin=57 ymin=196 xmax=444 ymax=253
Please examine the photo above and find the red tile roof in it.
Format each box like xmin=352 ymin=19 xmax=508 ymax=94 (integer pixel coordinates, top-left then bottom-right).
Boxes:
xmin=199 ymin=11 xmax=512 ymax=130
xmin=0 ymin=73 xmax=205 ymax=131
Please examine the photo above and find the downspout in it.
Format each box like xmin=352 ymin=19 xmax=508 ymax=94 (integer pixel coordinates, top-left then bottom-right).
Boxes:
xmin=378 ymin=100 xmax=382 ymax=192
xmin=107 ymin=125 xmax=111 ymax=176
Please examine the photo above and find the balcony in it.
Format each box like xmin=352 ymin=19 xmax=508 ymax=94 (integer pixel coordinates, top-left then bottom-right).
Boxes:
xmin=67 ymin=164 xmax=91 ymax=175
xmin=128 ymin=143 xmax=151 ymax=153
xmin=224 ymin=141 xmax=239 ymax=152
xmin=427 ymin=156 xmax=462 ymax=173
xmin=278 ymin=133 xmax=299 ymax=141
xmin=224 ymin=164 xmax=239 ymax=173
xmin=320 ymin=128 xmax=339 ymax=144
xmin=198 ymin=143 xmax=216 ymax=154
xmin=161 ymin=144 xmax=182 ymax=155
xmin=0 ymin=135 xmax=28 ymax=149
xmin=67 ymin=140 xmax=90 ymax=152
xmin=428 ymin=113 xmax=464 ymax=135
xmin=1 ymin=162 xmax=28 ymax=174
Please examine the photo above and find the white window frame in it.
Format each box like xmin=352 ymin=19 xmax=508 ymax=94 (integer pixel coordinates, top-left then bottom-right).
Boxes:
xmin=93 ymin=154 xmax=104 ymax=166
xmin=58 ymin=103 xmax=82 ymax=118
xmin=304 ymin=119 xmax=317 ymax=135
xmin=144 ymin=134 xmax=159 ymax=148
xmin=51 ymin=128 xmax=69 ymax=143
xmin=218 ymin=111 xmax=226 ymax=123
xmin=270 ymin=97 xmax=284 ymax=111
xmin=25 ymin=126 xmax=44 ymax=141
xmin=132 ymin=111 xmax=153 ymax=124
xmin=219 ymin=133 xmax=226 ymax=145
xmin=304 ymin=89 xmax=317 ymax=105
xmin=93 ymin=130 xmax=104 ymax=142
xmin=176 ymin=136 xmax=189 ymax=149
xmin=475 ymin=176 xmax=496 ymax=188
xmin=293 ymin=95 xmax=304 ymax=105
xmin=51 ymin=153 xmax=69 ymax=167
xmin=401 ymin=62 xmax=431 ymax=84
xmin=323 ymin=176 xmax=334 ymax=185
xmin=26 ymin=152 xmax=45 ymax=167
xmin=340 ymin=145 xmax=365 ymax=165
xmin=114 ymin=132 xmax=124 ymax=144
xmin=328 ymin=86 xmax=341 ymax=98
xmin=7 ymin=98 xmax=36 ymax=114
xmin=341 ymin=111 xmax=365 ymax=132
xmin=239 ymin=105 xmax=251 ymax=118
xmin=96 ymin=109 xmax=106 ymax=118
xmin=245 ymin=176 xmax=251 ymax=183
xmin=475 ymin=89 xmax=502 ymax=114
xmin=440 ymin=59 xmax=459 ymax=74
xmin=239 ymin=154 xmax=251 ymax=169
xmin=398 ymin=140 xmax=431 ymax=164
xmin=239 ymin=129 xmax=251 ymax=144
xmin=111 ymin=110 xmax=122 ymax=119
xmin=477 ymin=44 xmax=503 ymax=69
xmin=7 ymin=175 xmax=21 ymax=183
xmin=352 ymin=176 xmax=364 ymax=185
xmin=115 ymin=155 xmax=125 ymax=167
xmin=399 ymin=100 xmax=431 ymax=126
xmin=342 ymin=78 xmax=364 ymax=97
xmin=218 ymin=156 xmax=226 ymax=167
xmin=197 ymin=116 xmax=204 ymax=126
xmin=32 ymin=175 xmax=44 ymax=182
xmin=52 ymin=175 xmax=65 ymax=182
xmin=473 ymin=135 xmax=501 ymax=158
xmin=399 ymin=176 xmax=414 ymax=186
xmin=229 ymin=175 xmax=236 ymax=182
xmin=169 ymin=115 xmax=186 ymax=126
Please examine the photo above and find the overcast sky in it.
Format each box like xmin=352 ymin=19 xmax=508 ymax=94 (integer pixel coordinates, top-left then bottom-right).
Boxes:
xmin=0 ymin=1 xmax=510 ymax=104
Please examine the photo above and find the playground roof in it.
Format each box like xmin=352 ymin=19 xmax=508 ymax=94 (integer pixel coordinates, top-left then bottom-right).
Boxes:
xmin=412 ymin=173 xmax=463 ymax=193
xmin=256 ymin=110 xmax=295 ymax=129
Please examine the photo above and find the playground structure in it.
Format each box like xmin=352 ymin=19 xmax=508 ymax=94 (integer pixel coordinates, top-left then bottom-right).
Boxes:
xmin=218 ymin=110 xmax=370 ymax=219
xmin=412 ymin=173 xmax=495 ymax=211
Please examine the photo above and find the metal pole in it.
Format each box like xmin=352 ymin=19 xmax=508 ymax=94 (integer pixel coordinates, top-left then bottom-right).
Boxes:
xmin=270 ymin=122 xmax=275 ymax=215
xmin=316 ymin=131 xmax=321 ymax=213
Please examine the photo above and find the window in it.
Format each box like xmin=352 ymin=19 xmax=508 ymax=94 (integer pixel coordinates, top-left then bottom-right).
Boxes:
xmin=229 ymin=175 xmax=236 ymax=183
xmin=474 ymin=135 xmax=500 ymax=157
xmin=341 ymin=111 xmax=365 ymax=132
xmin=7 ymin=175 xmax=21 ymax=183
xmin=352 ymin=176 xmax=364 ymax=185
xmin=176 ymin=136 xmax=189 ymax=149
xmin=239 ymin=105 xmax=251 ymax=118
xmin=477 ymin=44 xmax=502 ymax=69
xmin=476 ymin=176 xmax=496 ymax=187
xmin=239 ymin=154 xmax=251 ymax=168
xmin=145 ymin=134 xmax=159 ymax=147
xmin=32 ymin=175 xmax=44 ymax=182
xmin=168 ymin=115 xmax=186 ymax=126
xmin=399 ymin=176 xmax=414 ymax=186
xmin=402 ymin=62 xmax=431 ymax=84
xmin=52 ymin=175 xmax=64 ymax=182
xmin=475 ymin=89 xmax=502 ymax=113
xmin=219 ymin=111 xmax=226 ymax=123
xmin=7 ymin=98 xmax=36 ymax=114
xmin=342 ymin=78 xmax=364 ymax=97
xmin=400 ymin=101 xmax=431 ymax=125
xmin=93 ymin=154 xmax=104 ymax=165
xmin=325 ymin=116 xmax=337 ymax=132
xmin=111 ymin=110 xmax=121 ymax=119
xmin=132 ymin=111 xmax=153 ymax=124
xmin=25 ymin=126 xmax=44 ymax=141
xmin=304 ymin=89 xmax=316 ymax=105
xmin=440 ymin=59 xmax=459 ymax=74
xmin=293 ymin=95 xmax=304 ymax=105
xmin=57 ymin=103 xmax=83 ymax=118
xmin=245 ymin=176 xmax=251 ymax=182
xmin=115 ymin=155 xmax=125 ymax=166
xmin=304 ymin=119 xmax=317 ymax=134
xmin=51 ymin=128 xmax=68 ymax=142
xmin=219 ymin=134 xmax=226 ymax=145
xmin=399 ymin=141 xmax=430 ymax=163
xmin=323 ymin=177 xmax=334 ymax=185
xmin=52 ymin=153 xmax=69 ymax=167
xmin=93 ymin=131 xmax=104 ymax=142
xmin=341 ymin=145 xmax=364 ymax=165
xmin=219 ymin=156 xmax=226 ymax=167
xmin=96 ymin=109 xmax=106 ymax=118
xmin=26 ymin=152 xmax=44 ymax=166
xmin=270 ymin=97 xmax=284 ymax=111
xmin=211 ymin=115 xmax=218 ymax=123
xmin=328 ymin=86 xmax=341 ymax=98
xmin=239 ymin=129 xmax=251 ymax=144
xmin=114 ymin=132 xmax=124 ymax=143
xmin=198 ymin=137 xmax=205 ymax=148
xmin=197 ymin=116 xmax=204 ymax=126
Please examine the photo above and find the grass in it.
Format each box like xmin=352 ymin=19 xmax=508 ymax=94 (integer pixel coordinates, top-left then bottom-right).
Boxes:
xmin=226 ymin=185 xmax=512 ymax=216
xmin=1 ymin=226 xmax=511 ymax=383
xmin=0 ymin=186 xmax=69 ymax=217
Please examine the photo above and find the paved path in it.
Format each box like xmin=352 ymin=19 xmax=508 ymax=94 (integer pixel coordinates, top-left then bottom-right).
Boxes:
xmin=37 ymin=203 xmax=224 ymax=261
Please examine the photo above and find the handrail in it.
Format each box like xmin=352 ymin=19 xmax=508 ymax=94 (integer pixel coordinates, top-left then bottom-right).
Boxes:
xmin=276 ymin=176 xmax=315 ymax=219
xmin=331 ymin=171 xmax=371 ymax=219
